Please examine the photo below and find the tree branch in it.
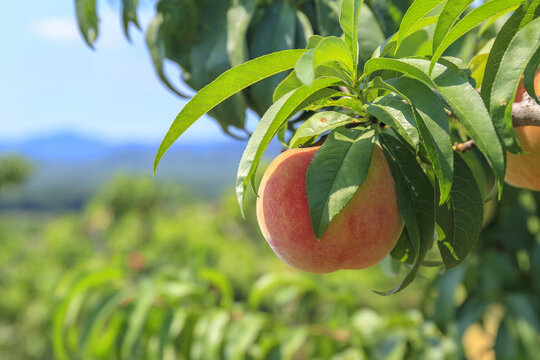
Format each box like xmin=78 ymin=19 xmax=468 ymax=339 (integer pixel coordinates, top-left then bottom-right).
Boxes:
xmin=453 ymin=93 xmax=540 ymax=152
xmin=512 ymin=93 xmax=540 ymax=127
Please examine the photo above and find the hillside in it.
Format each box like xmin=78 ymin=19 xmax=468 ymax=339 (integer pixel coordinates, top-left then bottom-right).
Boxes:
xmin=0 ymin=132 xmax=282 ymax=210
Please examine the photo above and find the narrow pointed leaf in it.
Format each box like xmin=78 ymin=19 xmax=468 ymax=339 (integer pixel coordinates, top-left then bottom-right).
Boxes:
xmin=430 ymin=0 xmax=523 ymax=73
xmin=377 ymin=132 xmax=435 ymax=295
xmin=488 ymin=17 xmax=540 ymax=152
xmin=482 ymin=5 xmax=528 ymax=109
xmin=432 ymin=0 xmax=474 ymax=55
xmin=295 ymin=49 xmax=316 ymax=85
xmin=274 ymin=70 xmax=303 ymax=102
xmin=154 ymin=49 xmax=307 ymax=171
xmin=436 ymin=154 xmax=483 ymax=270
xmin=397 ymin=0 xmax=445 ymax=49
xmin=370 ymin=77 xmax=453 ymax=204
xmin=236 ymin=78 xmax=342 ymax=213
xmin=364 ymin=57 xmax=505 ymax=193
xmin=340 ymin=0 xmax=364 ymax=71
xmin=364 ymin=95 xmax=419 ymax=149
xmin=306 ymin=127 xmax=376 ymax=238
xmin=289 ymin=111 xmax=357 ymax=148
xmin=523 ymin=47 xmax=540 ymax=105
xmin=145 ymin=15 xmax=191 ymax=98
xmin=121 ymin=0 xmax=140 ymax=40
xmin=384 ymin=15 xmax=439 ymax=54
xmin=75 ymin=0 xmax=99 ymax=48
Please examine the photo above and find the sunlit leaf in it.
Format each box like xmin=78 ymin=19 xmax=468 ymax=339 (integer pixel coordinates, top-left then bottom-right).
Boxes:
xmin=397 ymin=0 xmax=445 ymax=49
xmin=306 ymin=127 xmax=375 ymax=238
xmin=485 ymin=16 xmax=540 ymax=152
xmin=154 ymin=49 xmax=307 ymax=172
xmin=236 ymin=78 xmax=343 ymax=214
xmin=364 ymin=94 xmax=419 ymax=149
xmin=340 ymin=0 xmax=364 ymax=72
xmin=364 ymin=57 xmax=505 ymax=193
xmin=289 ymin=111 xmax=357 ymax=148
xmin=432 ymin=0 xmax=474 ymax=55
xmin=430 ymin=0 xmax=523 ymax=73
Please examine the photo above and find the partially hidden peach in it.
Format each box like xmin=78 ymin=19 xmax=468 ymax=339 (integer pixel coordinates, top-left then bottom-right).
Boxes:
xmin=505 ymin=71 xmax=540 ymax=190
xmin=256 ymin=146 xmax=404 ymax=273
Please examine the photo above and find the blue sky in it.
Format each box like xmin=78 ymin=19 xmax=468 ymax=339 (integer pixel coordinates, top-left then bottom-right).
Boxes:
xmin=0 ymin=1 xmax=241 ymax=145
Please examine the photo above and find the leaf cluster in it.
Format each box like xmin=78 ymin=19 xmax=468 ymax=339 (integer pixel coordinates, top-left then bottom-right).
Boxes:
xmin=76 ymin=0 xmax=540 ymax=291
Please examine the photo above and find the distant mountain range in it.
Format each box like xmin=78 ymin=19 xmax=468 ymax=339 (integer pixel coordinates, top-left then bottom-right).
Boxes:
xmin=0 ymin=132 xmax=283 ymax=210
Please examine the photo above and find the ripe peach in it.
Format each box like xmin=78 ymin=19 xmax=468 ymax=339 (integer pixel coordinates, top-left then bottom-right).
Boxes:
xmin=256 ymin=146 xmax=404 ymax=273
xmin=505 ymin=71 xmax=540 ymax=190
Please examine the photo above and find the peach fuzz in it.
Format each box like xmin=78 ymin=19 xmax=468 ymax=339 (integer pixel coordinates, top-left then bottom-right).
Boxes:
xmin=256 ymin=146 xmax=404 ymax=273
xmin=506 ymin=71 xmax=540 ymax=190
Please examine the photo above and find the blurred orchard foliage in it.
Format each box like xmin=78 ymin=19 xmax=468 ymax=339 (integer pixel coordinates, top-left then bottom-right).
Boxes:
xmin=1 ymin=176 xmax=443 ymax=360
xmin=0 ymin=155 xmax=32 ymax=190
xmin=0 ymin=174 xmax=539 ymax=359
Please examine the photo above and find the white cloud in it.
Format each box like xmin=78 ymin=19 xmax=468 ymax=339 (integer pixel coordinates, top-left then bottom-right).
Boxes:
xmin=31 ymin=17 xmax=80 ymax=43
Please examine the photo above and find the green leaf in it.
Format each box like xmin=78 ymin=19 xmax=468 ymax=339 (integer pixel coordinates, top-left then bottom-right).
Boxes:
xmin=53 ymin=268 xmax=123 ymax=360
xmin=340 ymin=0 xmax=364 ymax=72
xmin=154 ymin=49 xmax=307 ymax=172
xmin=121 ymin=0 xmax=140 ymax=40
xmin=248 ymin=1 xmax=297 ymax=113
xmin=75 ymin=0 xmax=99 ymax=48
xmin=296 ymin=37 xmax=354 ymax=85
xmin=236 ymin=78 xmax=342 ymax=214
xmin=378 ymin=15 xmax=439 ymax=58
xmin=523 ymin=46 xmax=540 ymax=104
xmin=145 ymin=15 xmax=190 ymax=98
xmin=430 ymin=0 xmax=523 ymax=73
xmin=315 ymin=0 xmax=342 ymax=36
xmin=488 ymin=16 xmax=540 ymax=152
xmin=273 ymin=70 xmax=303 ymax=102
xmin=357 ymin=4 xmax=386 ymax=67
xmin=378 ymin=132 xmax=435 ymax=294
xmin=469 ymin=53 xmax=489 ymax=88
xmin=306 ymin=127 xmax=376 ymax=238
xmin=397 ymin=0 xmax=445 ymax=49
xmin=295 ymin=49 xmax=316 ymax=85
xmin=306 ymin=34 xmax=325 ymax=49
xmin=121 ymin=281 xmax=156 ymax=359
xmin=226 ymin=0 xmax=259 ymax=67
xmin=364 ymin=57 xmax=505 ymax=193
xmin=436 ymin=154 xmax=483 ymax=270
xmin=289 ymin=111 xmax=357 ymax=148
xmin=370 ymin=77 xmax=453 ymax=204
xmin=295 ymin=10 xmax=314 ymax=48
xmin=324 ymin=96 xmax=366 ymax=113
xmin=224 ymin=314 xmax=266 ymax=360
xmin=432 ymin=0 xmax=474 ymax=56
xmin=81 ymin=291 xmax=133 ymax=359
xmin=191 ymin=310 xmax=230 ymax=360
xmin=482 ymin=5 xmax=528 ymax=110
xmin=390 ymin=231 xmax=416 ymax=265
xmin=364 ymin=94 xmax=420 ymax=149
